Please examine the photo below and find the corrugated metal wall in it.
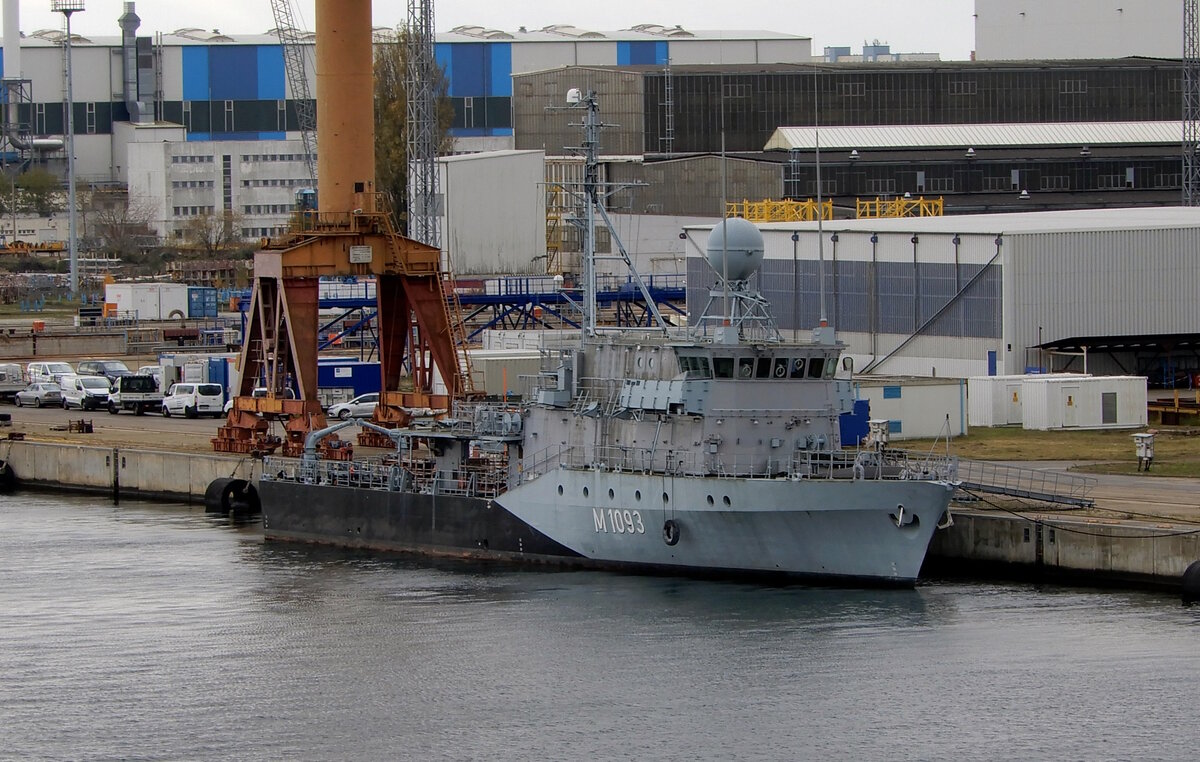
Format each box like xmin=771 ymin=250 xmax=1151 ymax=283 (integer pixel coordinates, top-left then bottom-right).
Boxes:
xmin=513 ymin=67 xmax=644 ymax=156
xmin=687 ymin=227 xmax=1004 ymax=376
xmin=1004 ymin=227 xmax=1200 ymax=374
xmin=607 ymin=156 xmax=781 ymax=216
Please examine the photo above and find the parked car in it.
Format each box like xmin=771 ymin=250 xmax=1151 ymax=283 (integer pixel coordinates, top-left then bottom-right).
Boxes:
xmin=327 ymin=392 xmax=379 ymax=420
xmin=76 ymin=359 xmax=133 ymax=383
xmin=223 ymin=386 xmax=297 ymax=414
xmin=26 ymin=361 xmax=75 ymax=385
xmin=61 ymin=374 xmax=114 ymax=410
xmin=15 ymin=382 xmax=62 ymax=408
xmin=162 ymin=382 xmax=225 ymax=418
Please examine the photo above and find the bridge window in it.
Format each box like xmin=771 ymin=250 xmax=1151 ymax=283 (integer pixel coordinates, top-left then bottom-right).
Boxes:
xmin=808 ymin=358 xmax=824 ymax=379
xmin=714 ymin=357 xmax=735 ymax=378
xmin=790 ymin=358 xmax=806 ymax=379
xmin=756 ymin=358 xmax=772 ymax=379
xmin=773 ymin=357 xmax=789 ymax=379
xmin=825 ymin=358 xmax=839 ymax=378
xmin=738 ymin=358 xmax=755 ymax=378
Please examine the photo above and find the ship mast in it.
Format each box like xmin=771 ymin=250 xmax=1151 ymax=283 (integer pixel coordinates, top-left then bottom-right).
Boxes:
xmin=564 ymin=89 xmax=667 ymax=336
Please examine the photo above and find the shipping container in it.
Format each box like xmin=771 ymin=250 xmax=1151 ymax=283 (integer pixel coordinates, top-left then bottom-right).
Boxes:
xmin=967 ymin=374 xmax=1047 ymax=428
xmin=187 ymin=287 xmax=219 ymax=319
xmin=1021 ymin=375 xmax=1147 ymax=431
xmin=317 ymin=359 xmax=381 ymax=408
xmin=105 ymin=282 xmax=190 ymax=321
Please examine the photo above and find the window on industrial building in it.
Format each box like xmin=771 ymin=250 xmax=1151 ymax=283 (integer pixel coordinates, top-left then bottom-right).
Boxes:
xmin=85 ymin=102 xmax=96 ymax=134
xmin=722 ymin=83 xmax=750 ymax=99
xmin=1040 ymin=175 xmax=1070 ymax=191
xmin=838 ymin=81 xmax=865 ymax=97
xmin=948 ymin=80 xmax=977 ymax=96
xmin=927 ymin=177 xmax=954 ymax=192
xmin=1058 ymin=79 xmax=1087 ymax=94
xmin=865 ymin=178 xmax=895 ymax=194
xmin=224 ymin=100 xmax=235 ymax=132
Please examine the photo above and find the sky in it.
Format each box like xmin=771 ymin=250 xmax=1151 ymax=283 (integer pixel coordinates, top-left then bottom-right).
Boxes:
xmin=8 ymin=0 xmax=977 ymax=61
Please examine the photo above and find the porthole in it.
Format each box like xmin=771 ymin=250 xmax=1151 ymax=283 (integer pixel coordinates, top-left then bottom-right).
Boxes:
xmin=662 ymin=492 xmax=669 ymax=504
xmin=608 ymin=488 xmax=615 ymax=500
xmin=723 ymin=496 xmax=731 ymax=506
xmin=557 ymin=485 xmax=564 ymax=496
xmin=583 ymin=486 xmax=589 ymax=498
xmin=635 ymin=490 xmax=642 ymax=501
xmin=706 ymin=495 xmax=714 ymax=505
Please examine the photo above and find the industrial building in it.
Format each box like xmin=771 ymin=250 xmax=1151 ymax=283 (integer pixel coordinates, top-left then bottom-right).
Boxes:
xmin=513 ymin=58 xmax=1185 ymax=214
xmin=684 ymin=206 xmax=1200 ymax=383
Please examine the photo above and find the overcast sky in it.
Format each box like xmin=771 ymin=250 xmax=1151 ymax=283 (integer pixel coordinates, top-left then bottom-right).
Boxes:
xmin=9 ymin=1 xmax=976 ymax=60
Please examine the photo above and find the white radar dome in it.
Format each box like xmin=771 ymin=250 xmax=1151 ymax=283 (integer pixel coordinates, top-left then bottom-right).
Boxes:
xmin=705 ymin=217 xmax=765 ymax=282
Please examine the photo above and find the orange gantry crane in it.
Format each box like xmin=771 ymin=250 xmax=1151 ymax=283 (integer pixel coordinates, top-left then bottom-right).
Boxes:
xmin=213 ymin=0 xmax=471 ymax=458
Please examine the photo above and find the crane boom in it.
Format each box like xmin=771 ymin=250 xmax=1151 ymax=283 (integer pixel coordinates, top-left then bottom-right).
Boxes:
xmin=270 ymin=0 xmax=318 ymax=186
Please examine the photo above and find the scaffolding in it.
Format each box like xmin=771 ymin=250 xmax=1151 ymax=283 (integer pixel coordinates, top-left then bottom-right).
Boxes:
xmin=856 ymin=196 xmax=944 ymax=219
xmin=725 ymin=198 xmax=833 ymax=222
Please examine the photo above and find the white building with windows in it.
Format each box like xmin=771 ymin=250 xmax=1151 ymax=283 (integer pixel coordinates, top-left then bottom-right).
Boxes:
xmin=127 ymin=138 xmax=312 ymax=239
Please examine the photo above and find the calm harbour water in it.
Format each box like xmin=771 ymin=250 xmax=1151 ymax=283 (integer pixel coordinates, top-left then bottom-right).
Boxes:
xmin=2 ymin=492 xmax=1199 ymax=761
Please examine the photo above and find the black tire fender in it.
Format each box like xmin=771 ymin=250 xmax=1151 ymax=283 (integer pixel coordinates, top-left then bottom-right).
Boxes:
xmin=663 ymin=519 xmax=680 ymax=546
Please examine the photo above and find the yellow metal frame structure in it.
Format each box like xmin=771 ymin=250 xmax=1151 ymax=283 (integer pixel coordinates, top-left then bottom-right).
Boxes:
xmin=856 ymin=196 xmax=944 ymax=219
xmin=725 ymin=199 xmax=833 ymax=222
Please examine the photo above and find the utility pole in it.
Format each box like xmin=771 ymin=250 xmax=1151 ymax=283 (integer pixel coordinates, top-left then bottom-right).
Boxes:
xmin=1185 ymin=0 xmax=1199 ymax=205
xmin=52 ymin=0 xmax=84 ymax=295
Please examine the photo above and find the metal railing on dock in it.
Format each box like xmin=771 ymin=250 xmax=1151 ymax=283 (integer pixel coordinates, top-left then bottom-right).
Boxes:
xmin=956 ymin=459 xmax=1095 ymax=507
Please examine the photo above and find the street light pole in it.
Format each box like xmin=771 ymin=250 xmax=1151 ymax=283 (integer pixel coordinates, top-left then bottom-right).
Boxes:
xmin=52 ymin=1 xmax=84 ymax=296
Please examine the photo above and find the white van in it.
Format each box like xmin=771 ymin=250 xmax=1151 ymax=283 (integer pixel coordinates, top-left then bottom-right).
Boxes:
xmin=61 ymin=374 xmax=114 ymax=410
xmin=162 ymin=382 xmax=225 ymax=418
xmin=27 ymin=361 xmax=75 ymax=385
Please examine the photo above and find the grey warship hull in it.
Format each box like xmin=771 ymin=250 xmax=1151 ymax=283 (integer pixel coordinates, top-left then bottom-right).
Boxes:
xmin=259 ymin=463 xmax=955 ymax=585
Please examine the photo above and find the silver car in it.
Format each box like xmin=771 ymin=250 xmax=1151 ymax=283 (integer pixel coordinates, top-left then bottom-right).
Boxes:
xmin=327 ymin=392 xmax=379 ymax=420
xmin=15 ymin=382 xmax=62 ymax=408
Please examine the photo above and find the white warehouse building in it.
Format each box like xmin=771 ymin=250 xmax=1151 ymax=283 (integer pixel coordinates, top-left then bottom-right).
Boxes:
xmin=683 ymin=206 xmax=1200 ymax=381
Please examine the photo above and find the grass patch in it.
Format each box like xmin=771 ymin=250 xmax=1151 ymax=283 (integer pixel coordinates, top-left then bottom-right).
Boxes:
xmin=903 ymin=425 xmax=1200 ymax=478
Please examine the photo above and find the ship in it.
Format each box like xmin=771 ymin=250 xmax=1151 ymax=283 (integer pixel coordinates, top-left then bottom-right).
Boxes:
xmin=247 ymin=91 xmax=958 ymax=586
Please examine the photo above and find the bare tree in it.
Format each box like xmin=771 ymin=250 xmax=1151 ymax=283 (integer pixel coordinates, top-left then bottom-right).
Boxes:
xmin=179 ymin=210 xmax=248 ymax=257
xmin=88 ymin=192 xmax=159 ymax=259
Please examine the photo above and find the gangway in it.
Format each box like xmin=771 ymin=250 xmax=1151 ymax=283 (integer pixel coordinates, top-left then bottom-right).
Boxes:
xmin=956 ymin=459 xmax=1096 ymax=508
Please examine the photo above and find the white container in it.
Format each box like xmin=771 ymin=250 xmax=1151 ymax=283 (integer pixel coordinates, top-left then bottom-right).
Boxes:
xmin=105 ymin=282 xmax=189 ymax=320
xmin=1021 ymin=375 xmax=1147 ymax=430
xmin=967 ymin=374 xmax=1038 ymax=428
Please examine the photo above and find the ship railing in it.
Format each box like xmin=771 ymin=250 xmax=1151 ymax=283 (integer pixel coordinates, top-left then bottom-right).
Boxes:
xmin=789 ymin=448 xmax=958 ymax=482
xmin=564 ymin=445 xmax=707 ymax=477
xmin=519 ymin=444 xmax=572 ymax=482
xmin=261 ymin=456 xmax=403 ymax=492
xmin=262 ymin=456 xmax=511 ymax=499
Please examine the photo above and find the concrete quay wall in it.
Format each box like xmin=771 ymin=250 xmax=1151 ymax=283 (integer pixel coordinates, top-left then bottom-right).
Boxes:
xmin=0 ymin=440 xmax=260 ymax=503
xmin=928 ymin=509 xmax=1200 ymax=589
xmin=0 ymin=332 xmax=127 ymax=359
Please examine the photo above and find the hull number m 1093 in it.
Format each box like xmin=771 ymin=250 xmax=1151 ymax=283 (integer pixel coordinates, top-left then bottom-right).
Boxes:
xmin=593 ymin=508 xmax=645 ymax=535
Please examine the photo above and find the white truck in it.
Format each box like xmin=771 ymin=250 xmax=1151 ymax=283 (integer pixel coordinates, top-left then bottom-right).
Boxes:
xmin=107 ymin=374 xmax=164 ymax=415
